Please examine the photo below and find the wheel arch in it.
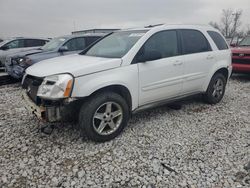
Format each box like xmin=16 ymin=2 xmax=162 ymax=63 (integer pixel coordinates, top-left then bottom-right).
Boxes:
xmin=203 ymin=66 xmax=230 ymax=92
xmin=213 ymin=67 xmax=229 ymax=80
xmin=89 ymin=84 xmax=133 ymax=112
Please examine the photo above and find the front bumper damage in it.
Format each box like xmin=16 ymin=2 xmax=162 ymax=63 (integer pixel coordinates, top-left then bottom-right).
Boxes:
xmin=22 ymin=91 xmax=71 ymax=122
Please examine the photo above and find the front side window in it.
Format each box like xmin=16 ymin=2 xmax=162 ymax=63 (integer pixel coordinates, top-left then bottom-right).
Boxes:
xmin=143 ymin=30 xmax=178 ymax=59
xmin=63 ymin=37 xmax=86 ymax=51
xmin=207 ymin=31 xmax=228 ymax=50
xmin=238 ymin=36 xmax=250 ymax=47
xmin=84 ymin=30 xmax=148 ymax=58
xmin=181 ymin=30 xmax=211 ymax=54
xmin=41 ymin=38 xmax=66 ymax=51
xmin=85 ymin=36 xmax=102 ymax=46
xmin=5 ymin=39 xmax=25 ymax=49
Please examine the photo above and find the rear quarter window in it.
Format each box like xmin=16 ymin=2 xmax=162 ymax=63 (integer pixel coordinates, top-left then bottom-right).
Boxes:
xmin=207 ymin=31 xmax=228 ymax=50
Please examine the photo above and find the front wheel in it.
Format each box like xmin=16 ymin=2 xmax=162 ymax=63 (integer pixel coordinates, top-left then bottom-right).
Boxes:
xmin=203 ymin=73 xmax=227 ymax=104
xmin=79 ymin=92 xmax=129 ymax=142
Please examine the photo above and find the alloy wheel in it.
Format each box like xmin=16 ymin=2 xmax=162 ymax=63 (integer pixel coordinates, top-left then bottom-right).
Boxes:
xmin=92 ymin=102 xmax=123 ymax=136
xmin=212 ymin=78 xmax=224 ymax=99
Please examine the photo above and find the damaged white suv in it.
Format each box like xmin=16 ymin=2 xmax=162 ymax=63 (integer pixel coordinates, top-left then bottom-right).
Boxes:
xmin=22 ymin=25 xmax=232 ymax=142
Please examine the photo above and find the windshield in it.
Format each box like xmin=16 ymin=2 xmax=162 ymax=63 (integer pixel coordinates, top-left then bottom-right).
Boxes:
xmin=84 ymin=30 xmax=148 ymax=58
xmin=239 ymin=36 xmax=250 ymax=46
xmin=41 ymin=37 xmax=66 ymax=51
xmin=0 ymin=39 xmax=11 ymax=47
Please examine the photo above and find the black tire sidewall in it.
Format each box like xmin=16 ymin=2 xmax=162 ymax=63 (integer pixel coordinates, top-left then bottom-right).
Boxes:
xmin=205 ymin=73 xmax=227 ymax=104
xmin=79 ymin=92 xmax=129 ymax=142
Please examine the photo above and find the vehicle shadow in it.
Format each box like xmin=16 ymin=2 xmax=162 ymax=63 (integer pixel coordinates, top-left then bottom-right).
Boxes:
xmin=129 ymin=94 xmax=205 ymax=125
xmin=230 ymin=73 xmax=250 ymax=82
xmin=39 ymin=95 xmax=205 ymax=142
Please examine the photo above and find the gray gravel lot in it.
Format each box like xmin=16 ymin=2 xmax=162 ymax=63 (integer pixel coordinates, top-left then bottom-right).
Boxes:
xmin=0 ymin=75 xmax=250 ymax=188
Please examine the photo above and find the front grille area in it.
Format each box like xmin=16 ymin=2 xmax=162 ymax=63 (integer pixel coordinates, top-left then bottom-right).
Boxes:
xmin=232 ymin=58 xmax=250 ymax=65
xmin=233 ymin=53 xmax=250 ymax=57
xmin=22 ymin=75 xmax=44 ymax=104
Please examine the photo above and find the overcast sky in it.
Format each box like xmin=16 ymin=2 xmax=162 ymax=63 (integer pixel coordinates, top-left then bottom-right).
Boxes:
xmin=0 ymin=0 xmax=249 ymax=38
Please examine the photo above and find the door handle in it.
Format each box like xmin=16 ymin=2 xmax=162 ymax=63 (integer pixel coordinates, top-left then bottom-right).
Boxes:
xmin=173 ymin=61 xmax=183 ymax=66
xmin=207 ymin=55 xmax=214 ymax=60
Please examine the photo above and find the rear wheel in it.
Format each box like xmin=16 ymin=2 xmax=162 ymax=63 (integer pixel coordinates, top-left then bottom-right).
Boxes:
xmin=79 ymin=92 xmax=129 ymax=142
xmin=203 ymin=73 xmax=227 ymax=104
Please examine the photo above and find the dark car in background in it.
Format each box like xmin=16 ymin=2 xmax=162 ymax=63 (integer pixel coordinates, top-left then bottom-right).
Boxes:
xmin=231 ymin=36 xmax=250 ymax=73
xmin=5 ymin=33 xmax=105 ymax=79
xmin=0 ymin=37 xmax=49 ymax=69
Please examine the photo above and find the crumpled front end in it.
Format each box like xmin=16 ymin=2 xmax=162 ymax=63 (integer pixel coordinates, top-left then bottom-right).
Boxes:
xmin=5 ymin=57 xmax=28 ymax=79
xmin=22 ymin=74 xmax=81 ymax=122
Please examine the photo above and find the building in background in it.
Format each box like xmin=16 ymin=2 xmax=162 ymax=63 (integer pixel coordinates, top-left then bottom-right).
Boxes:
xmin=72 ymin=29 xmax=119 ymax=35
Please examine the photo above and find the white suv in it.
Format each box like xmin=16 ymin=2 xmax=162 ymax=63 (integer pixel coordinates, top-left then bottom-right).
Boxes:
xmin=22 ymin=25 xmax=232 ymax=142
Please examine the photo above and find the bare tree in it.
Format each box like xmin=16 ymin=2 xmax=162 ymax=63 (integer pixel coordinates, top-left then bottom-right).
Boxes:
xmin=209 ymin=9 xmax=244 ymax=38
xmin=209 ymin=21 xmax=220 ymax=30
xmin=220 ymin=9 xmax=234 ymax=38
xmin=230 ymin=10 xmax=243 ymax=38
xmin=246 ymin=25 xmax=250 ymax=36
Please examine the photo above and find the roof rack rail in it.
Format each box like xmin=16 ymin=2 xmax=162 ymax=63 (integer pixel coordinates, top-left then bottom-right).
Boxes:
xmin=145 ymin=24 xmax=164 ymax=28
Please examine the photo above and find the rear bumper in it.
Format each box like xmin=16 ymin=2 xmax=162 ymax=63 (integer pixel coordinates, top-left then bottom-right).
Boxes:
xmin=232 ymin=63 xmax=250 ymax=73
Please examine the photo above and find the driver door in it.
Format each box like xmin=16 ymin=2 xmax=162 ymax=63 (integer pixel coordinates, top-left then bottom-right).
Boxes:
xmin=136 ymin=30 xmax=184 ymax=106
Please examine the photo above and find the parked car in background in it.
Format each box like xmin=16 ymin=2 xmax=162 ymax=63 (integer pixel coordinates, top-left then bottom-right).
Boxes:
xmin=22 ymin=24 xmax=231 ymax=142
xmin=231 ymin=36 xmax=250 ymax=73
xmin=226 ymin=37 xmax=243 ymax=47
xmin=0 ymin=38 xmax=3 ymax=43
xmin=5 ymin=33 xmax=105 ymax=79
xmin=0 ymin=37 xmax=49 ymax=69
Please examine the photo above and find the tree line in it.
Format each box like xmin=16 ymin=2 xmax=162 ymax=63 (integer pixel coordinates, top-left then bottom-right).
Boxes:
xmin=209 ymin=9 xmax=250 ymax=39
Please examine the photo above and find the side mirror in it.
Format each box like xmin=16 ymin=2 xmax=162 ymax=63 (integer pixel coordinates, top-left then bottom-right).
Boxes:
xmin=0 ymin=46 xmax=9 ymax=51
xmin=137 ymin=50 xmax=162 ymax=62
xmin=58 ymin=46 xmax=68 ymax=53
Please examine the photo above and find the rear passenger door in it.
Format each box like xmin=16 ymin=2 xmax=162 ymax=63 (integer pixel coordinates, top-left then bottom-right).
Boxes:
xmin=180 ymin=29 xmax=214 ymax=94
xmin=137 ymin=30 xmax=184 ymax=105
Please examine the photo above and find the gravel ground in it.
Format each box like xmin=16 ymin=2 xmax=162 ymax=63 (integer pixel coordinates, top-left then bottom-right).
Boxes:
xmin=0 ymin=74 xmax=250 ymax=188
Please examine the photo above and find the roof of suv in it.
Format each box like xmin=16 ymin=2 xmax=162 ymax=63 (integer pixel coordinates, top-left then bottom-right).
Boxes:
xmin=62 ymin=33 xmax=108 ymax=39
xmin=120 ymin=24 xmax=217 ymax=32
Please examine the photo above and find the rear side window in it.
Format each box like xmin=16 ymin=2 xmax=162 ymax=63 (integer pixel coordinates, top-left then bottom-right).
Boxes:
xmin=207 ymin=31 xmax=228 ymax=50
xmin=24 ymin=39 xmax=47 ymax=47
xmin=181 ymin=29 xmax=211 ymax=54
xmin=143 ymin=30 xmax=179 ymax=59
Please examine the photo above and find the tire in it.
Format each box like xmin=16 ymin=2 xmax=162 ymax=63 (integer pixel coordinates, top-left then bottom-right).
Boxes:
xmin=203 ymin=73 xmax=227 ymax=104
xmin=79 ymin=92 xmax=129 ymax=142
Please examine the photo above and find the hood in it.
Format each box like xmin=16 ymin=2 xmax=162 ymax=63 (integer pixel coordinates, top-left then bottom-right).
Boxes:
xmin=27 ymin=50 xmax=60 ymax=64
xmin=26 ymin=54 xmax=122 ymax=77
xmin=11 ymin=48 xmax=43 ymax=58
xmin=6 ymin=47 xmax=41 ymax=54
xmin=232 ymin=46 xmax=250 ymax=54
